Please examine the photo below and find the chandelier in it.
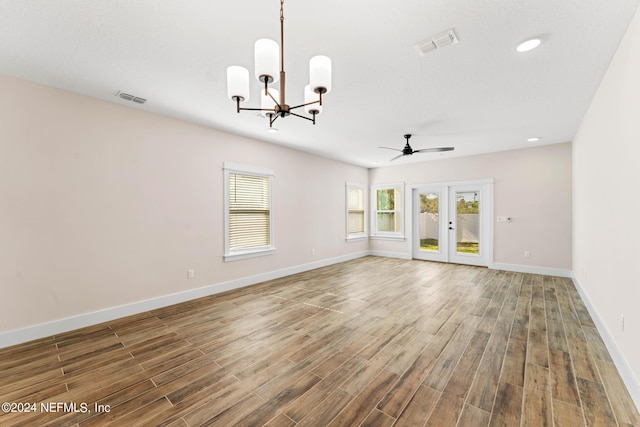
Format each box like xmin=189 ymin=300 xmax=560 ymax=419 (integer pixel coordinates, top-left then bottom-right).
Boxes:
xmin=226 ymin=0 xmax=332 ymax=131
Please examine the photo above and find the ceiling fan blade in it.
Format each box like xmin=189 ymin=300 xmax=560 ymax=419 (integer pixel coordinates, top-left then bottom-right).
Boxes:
xmin=381 ymin=134 xmax=454 ymax=161
xmin=413 ymin=147 xmax=455 ymax=153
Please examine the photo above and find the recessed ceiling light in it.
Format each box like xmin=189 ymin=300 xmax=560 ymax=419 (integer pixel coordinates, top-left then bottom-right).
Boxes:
xmin=528 ymin=137 xmax=541 ymax=142
xmin=516 ymin=38 xmax=541 ymax=52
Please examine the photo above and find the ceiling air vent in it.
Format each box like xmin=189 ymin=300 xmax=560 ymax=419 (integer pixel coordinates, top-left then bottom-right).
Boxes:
xmin=117 ymin=91 xmax=147 ymax=104
xmin=414 ymin=29 xmax=459 ymax=56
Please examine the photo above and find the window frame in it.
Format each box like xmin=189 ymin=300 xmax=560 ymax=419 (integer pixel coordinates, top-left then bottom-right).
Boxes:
xmin=345 ymin=182 xmax=367 ymax=241
xmin=223 ymin=162 xmax=275 ymax=261
xmin=371 ymin=182 xmax=405 ymax=241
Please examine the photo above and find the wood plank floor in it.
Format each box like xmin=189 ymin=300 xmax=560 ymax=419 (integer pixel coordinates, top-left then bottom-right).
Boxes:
xmin=1 ymin=256 xmax=639 ymax=426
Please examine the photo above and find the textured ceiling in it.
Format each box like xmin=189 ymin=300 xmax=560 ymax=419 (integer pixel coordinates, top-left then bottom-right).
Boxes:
xmin=1 ymin=0 xmax=638 ymax=167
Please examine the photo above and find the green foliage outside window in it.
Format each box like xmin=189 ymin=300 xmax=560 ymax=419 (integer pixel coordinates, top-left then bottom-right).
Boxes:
xmin=376 ymin=189 xmax=395 ymax=210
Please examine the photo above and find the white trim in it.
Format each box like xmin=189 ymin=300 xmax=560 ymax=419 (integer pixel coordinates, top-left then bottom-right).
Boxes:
xmin=572 ymin=274 xmax=640 ymax=410
xmin=0 ymin=251 xmax=371 ymax=349
xmin=223 ymin=162 xmax=275 ymax=177
xmin=490 ymin=262 xmax=572 ymax=277
xmin=407 ymin=178 xmax=495 ymax=190
xmin=484 ymin=183 xmax=495 ymax=266
xmin=224 ymin=247 xmax=275 ymax=262
xmin=370 ymin=235 xmax=405 ymax=242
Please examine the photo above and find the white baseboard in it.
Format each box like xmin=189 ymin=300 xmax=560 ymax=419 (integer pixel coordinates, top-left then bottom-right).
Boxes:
xmin=369 ymin=250 xmax=412 ymax=260
xmin=572 ymin=274 xmax=640 ymax=411
xmin=490 ymin=262 xmax=572 ymax=278
xmin=0 ymin=251 xmax=371 ymax=349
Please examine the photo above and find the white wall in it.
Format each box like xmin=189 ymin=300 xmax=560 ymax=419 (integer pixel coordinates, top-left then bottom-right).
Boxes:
xmin=0 ymin=72 xmax=576 ymax=350
xmin=369 ymin=143 xmax=573 ymax=273
xmin=573 ymin=3 xmax=640 ymax=404
xmin=0 ymin=74 xmax=369 ymax=340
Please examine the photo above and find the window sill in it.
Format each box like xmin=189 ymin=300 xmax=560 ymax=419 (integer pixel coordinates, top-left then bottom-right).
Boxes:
xmin=370 ymin=235 xmax=405 ymax=242
xmin=346 ymin=235 xmax=368 ymax=242
xmin=224 ymin=247 xmax=275 ymax=262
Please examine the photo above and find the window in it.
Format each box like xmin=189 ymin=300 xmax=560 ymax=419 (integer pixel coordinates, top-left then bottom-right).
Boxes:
xmin=371 ymin=183 xmax=404 ymax=239
xmin=346 ymin=183 xmax=366 ymax=240
xmin=224 ymin=163 xmax=275 ymax=261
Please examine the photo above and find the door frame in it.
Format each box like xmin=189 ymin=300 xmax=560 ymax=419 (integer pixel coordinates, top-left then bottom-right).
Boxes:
xmin=408 ymin=179 xmax=494 ymax=266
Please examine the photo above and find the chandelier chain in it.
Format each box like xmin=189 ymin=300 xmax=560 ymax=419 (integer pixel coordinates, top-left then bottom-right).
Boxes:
xmin=279 ymin=0 xmax=285 ymax=75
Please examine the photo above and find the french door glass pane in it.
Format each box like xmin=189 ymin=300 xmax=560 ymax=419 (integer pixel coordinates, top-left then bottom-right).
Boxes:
xmin=419 ymin=192 xmax=439 ymax=252
xmin=455 ymin=191 xmax=479 ymax=255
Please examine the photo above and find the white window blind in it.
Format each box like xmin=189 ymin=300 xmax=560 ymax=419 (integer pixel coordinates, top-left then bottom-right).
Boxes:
xmin=347 ymin=187 xmax=365 ymax=235
xmin=228 ymin=172 xmax=271 ymax=249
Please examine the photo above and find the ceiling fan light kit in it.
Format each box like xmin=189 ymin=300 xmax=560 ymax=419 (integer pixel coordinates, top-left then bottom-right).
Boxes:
xmin=516 ymin=37 xmax=542 ymax=52
xmin=226 ymin=0 xmax=331 ymax=130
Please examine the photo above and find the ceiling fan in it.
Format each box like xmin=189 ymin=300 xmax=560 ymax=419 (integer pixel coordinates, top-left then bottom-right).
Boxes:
xmin=380 ymin=134 xmax=454 ymax=161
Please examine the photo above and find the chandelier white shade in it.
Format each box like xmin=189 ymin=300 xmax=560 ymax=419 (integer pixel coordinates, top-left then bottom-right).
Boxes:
xmin=309 ymin=55 xmax=332 ymax=94
xmin=226 ymin=0 xmax=331 ymax=128
xmin=254 ymin=39 xmax=280 ymax=83
xmin=226 ymin=66 xmax=250 ymax=102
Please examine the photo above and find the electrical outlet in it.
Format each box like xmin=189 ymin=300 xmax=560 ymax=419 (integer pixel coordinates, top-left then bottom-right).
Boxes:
xmin=311 ymin=249 xmax=315 ymax=255
xmin=187 ymin=269 xmax=195 ymax=279
xmin=524 ymin=251 xmax=531 ymax=258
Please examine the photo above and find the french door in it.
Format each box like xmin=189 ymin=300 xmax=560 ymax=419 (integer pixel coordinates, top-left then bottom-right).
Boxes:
xmin=412 ymin=182 xmax=492 ymax=266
